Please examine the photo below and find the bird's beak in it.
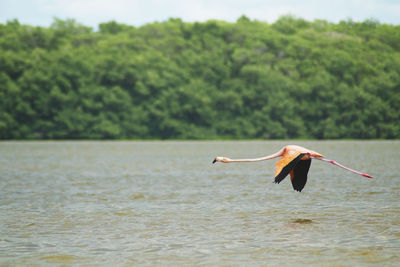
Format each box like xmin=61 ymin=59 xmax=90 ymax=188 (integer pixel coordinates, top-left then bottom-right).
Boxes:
xmin=212 ymin=158 xmax=217 ymax=164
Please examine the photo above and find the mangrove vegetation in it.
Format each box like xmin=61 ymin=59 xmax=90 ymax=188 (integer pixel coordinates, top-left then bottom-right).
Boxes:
xmin=0 ymin=16 xmax=399 ymax=139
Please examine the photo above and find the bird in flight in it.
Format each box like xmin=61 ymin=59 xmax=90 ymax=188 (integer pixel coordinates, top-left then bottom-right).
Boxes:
xmin=212 ymin=145 xmax=372 ymax=192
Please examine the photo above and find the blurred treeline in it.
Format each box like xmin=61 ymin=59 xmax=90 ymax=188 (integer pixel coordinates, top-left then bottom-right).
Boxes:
xmin=1 ymin=16 xmax=399 ymax=139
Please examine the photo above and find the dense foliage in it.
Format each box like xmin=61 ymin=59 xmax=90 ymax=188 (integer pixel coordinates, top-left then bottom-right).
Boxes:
xmin=1 ymin=16 xmax=399 ymax=139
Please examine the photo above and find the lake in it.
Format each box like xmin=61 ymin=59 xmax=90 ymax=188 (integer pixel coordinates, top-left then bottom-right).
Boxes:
xmin=0 ymin=141 xmax=399 ymax=266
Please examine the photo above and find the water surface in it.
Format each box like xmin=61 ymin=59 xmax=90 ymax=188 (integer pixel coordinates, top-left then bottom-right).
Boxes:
xmin=0 ymin=141 xmax=399 ymax=266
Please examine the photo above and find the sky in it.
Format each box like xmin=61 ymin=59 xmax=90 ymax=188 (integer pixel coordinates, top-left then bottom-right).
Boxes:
xmin=1 ymin=0 xmax=399 ymax=28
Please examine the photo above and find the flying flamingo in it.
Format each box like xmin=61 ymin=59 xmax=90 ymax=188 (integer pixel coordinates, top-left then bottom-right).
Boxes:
xmin=212 ymin=145 xmax=372 ymax=192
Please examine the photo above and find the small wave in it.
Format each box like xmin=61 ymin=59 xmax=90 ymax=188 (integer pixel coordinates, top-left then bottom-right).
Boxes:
xmin=292 ymin=218 xmax=313 ymax=224
xmin=41 ymin=254 xmax=77 ymax=263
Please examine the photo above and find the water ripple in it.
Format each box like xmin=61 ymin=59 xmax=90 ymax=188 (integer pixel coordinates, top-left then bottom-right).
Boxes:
xmin=0 ymin=141 xmax=399 ymax=266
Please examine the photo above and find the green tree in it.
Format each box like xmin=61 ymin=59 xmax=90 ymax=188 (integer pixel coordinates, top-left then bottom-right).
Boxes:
xmin=0 ymin=17 xmax=399 ymax=140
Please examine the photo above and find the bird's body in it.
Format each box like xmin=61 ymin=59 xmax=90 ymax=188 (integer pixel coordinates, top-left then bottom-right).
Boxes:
xmin=213 ymin=145 xmax=372 ymax=192
xmin=274 ymin=145 xmax=323 ymax=191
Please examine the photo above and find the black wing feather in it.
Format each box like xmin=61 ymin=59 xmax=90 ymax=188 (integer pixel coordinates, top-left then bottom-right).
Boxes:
xmin=291 ymin=159 xmax=311 ymax=192
xmin=274 ymin=153 xmax=305 ymax=184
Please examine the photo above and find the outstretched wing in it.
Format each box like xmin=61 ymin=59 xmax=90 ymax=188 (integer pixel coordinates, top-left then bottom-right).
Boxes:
xmin=290 ymin=159 xmax=311 ymax=192
xmin=274 ymin=153 xmax=305 ymax=184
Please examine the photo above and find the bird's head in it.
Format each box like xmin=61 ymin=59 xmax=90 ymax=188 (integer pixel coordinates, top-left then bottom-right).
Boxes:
xmin=212 ymin=156 xmax=226 ymax=164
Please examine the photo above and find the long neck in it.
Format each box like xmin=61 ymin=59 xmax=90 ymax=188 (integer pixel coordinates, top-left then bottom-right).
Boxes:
xmin=225 ymin=148 xmax=284 ymax=163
